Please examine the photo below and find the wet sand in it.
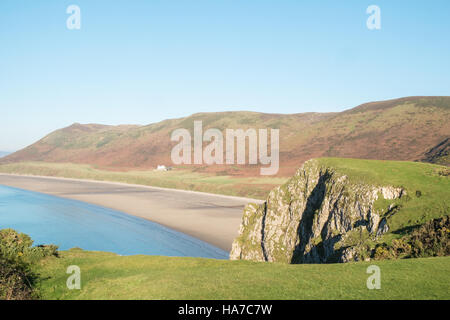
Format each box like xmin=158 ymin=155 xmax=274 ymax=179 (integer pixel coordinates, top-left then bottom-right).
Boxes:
xmin=0 ymin=174 xmax=263 ymax=252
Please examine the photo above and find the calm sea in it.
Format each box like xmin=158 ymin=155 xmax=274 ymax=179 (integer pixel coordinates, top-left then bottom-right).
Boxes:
xmin=0 ymin=184 xmax=228 ymax=259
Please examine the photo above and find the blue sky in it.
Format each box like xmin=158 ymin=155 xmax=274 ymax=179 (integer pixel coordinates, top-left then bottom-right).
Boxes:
xmin=1 ymin=0 xmax=449 ymax=151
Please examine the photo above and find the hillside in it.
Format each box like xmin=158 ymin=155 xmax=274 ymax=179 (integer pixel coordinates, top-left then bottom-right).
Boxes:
xmin=421 ymin=138 xmax=450 ymax=166
xmin=2 ymin=96 xmax=449 ymax=177
xmin=231 ymin=158 xmax=450 ymax=263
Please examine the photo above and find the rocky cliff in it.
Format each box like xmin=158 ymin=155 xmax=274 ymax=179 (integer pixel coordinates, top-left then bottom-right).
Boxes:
xmin=230 ymin=159 xmax=405 ymax=263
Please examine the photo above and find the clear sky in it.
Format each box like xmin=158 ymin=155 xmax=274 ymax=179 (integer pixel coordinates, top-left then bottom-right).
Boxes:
xmin=1 ymin=0 xmax=449 ymax=151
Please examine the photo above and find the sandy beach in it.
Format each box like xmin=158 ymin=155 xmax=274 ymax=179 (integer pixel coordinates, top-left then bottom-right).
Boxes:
xmin=0 ymin=174 xmax=263 ymax=252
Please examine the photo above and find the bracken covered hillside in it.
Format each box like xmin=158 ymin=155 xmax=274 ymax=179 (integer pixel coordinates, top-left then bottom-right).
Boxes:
xmin=2 ymin=96 xmax=449 ymax=176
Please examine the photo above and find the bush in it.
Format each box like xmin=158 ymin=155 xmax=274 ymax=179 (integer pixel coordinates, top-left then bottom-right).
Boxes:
xmin=374 ymin=245 xmax=394 ymax=260
xmin=0 ymin=255 xmax=35 ymax=300
xmin=0 ymin=229 xmax=58 ymax=263
xmin=0 ymin=229 xmax=59 ymax=300
xmin=391 ymin=239 xmax=412 ymax=257
xmin=409 ymin=216 xmax=449 ymax=258
xmin=374 ymin=216 xmax=449 ymax=260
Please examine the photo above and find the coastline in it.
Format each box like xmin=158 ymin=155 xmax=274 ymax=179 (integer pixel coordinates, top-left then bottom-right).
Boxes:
xmin=0 ymin=173 xmax=263 ymax=252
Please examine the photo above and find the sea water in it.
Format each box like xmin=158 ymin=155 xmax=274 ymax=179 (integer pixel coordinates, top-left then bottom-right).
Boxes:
xmin=0 ymin=184 xmax=228 ymax=259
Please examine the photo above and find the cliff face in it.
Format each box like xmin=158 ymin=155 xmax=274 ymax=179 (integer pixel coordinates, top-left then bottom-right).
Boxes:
xmin=230 ymin=159 xmax=405 ymax=263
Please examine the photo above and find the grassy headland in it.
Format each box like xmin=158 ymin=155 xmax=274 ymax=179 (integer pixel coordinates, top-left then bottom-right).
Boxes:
xmin=315 ymin=158 xmax=450 ymax=236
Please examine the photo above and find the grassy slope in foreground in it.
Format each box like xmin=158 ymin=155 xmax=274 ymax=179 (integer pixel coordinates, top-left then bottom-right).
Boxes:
xmin=36 ymin=249 xmax=450 ymax=300
xmin=0 ymin=161 xmax=287 ymax=199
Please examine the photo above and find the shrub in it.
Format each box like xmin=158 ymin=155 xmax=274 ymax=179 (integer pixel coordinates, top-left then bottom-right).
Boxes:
xmin=390 ymin=239 xmax=412 ymax=257
xmin=0 ymin=229 xmax=59 ymax=300
xmin=374 ymin=245 xmax=394 ymax=260
xmin=373 ymin=216 xmax=449 ymax=260
xmin=409 ymin=216 xmax=449 ymax=258
xmin=0 ymin=255 xmax=35 ymax=300
xmin=0 ymin=229 xmax=58 ymax=263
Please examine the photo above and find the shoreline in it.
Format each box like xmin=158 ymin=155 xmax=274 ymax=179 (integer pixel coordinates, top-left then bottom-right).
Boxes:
xmin=0 ymin=173 xmax=263 ymax=252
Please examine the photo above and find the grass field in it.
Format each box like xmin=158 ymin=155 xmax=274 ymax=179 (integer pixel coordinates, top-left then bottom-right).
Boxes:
xmin=35 ymin=249 xmax=450 ymax=300
xmin=0 ymin=161 xmax=287 ymax=199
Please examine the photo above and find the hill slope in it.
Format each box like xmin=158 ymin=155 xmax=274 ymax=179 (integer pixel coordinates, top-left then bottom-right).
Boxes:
xmin=2 ymin=96 xmax=450 ymax=176
xmin=421 ymin=138 xmax=450 ymax=166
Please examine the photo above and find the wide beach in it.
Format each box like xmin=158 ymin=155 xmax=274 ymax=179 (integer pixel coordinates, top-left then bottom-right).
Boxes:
xmin=0 ymin=174 xmax=262 ymax=251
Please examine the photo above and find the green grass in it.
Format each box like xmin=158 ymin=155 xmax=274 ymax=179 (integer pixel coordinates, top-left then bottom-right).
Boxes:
xmin=316 ymin=158 xmax=450 ymax=239
xmin=0 ymin=162 xmax=287 ymax=199
xmin=36 ymin=249 xmax=450 ymax=300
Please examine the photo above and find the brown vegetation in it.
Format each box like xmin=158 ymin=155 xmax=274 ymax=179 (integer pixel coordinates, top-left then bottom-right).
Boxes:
xmin=2 ymin=96 xmax=449 ymax=176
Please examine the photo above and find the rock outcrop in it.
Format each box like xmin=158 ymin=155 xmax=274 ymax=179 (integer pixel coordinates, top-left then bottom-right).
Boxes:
xmin=230 ymin=159 xmax=405 ymax=263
